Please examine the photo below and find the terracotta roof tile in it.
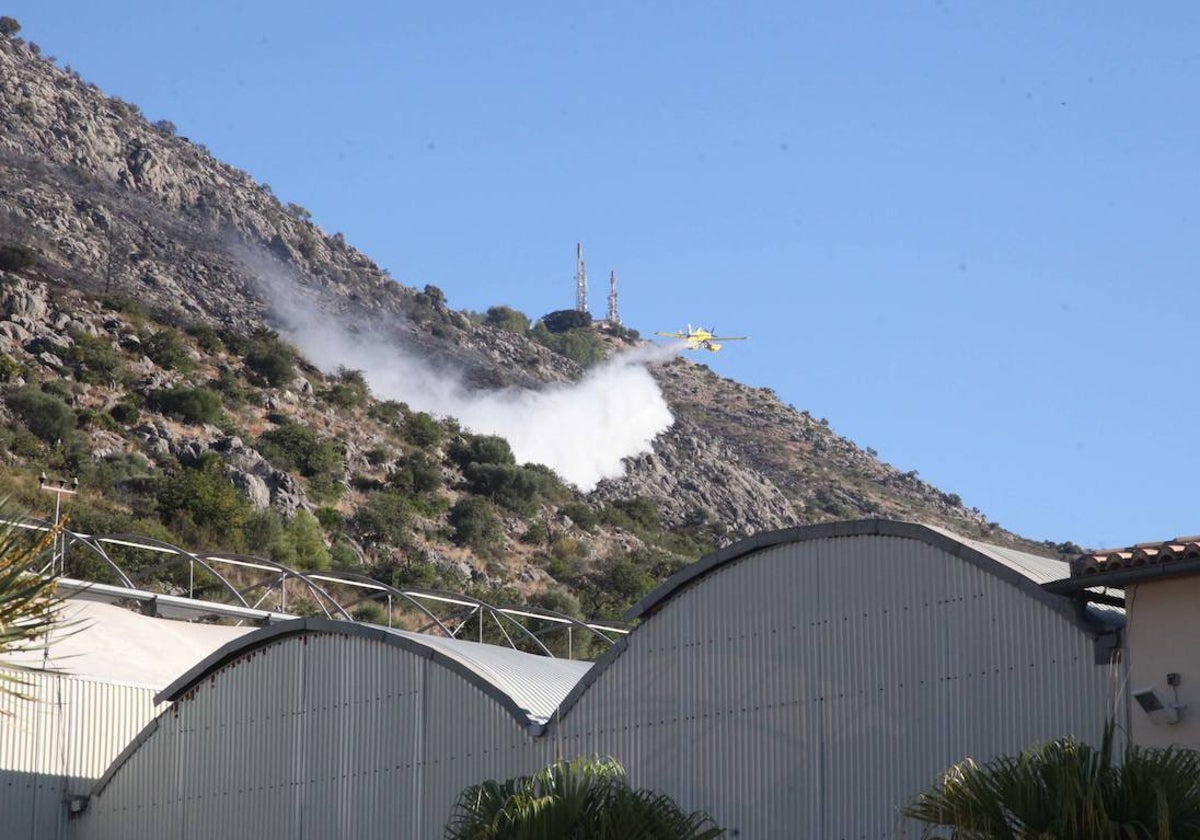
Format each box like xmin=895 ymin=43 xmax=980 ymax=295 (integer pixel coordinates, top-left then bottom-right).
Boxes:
xmin=1070 ymin=536 xmax=1200 ymax=577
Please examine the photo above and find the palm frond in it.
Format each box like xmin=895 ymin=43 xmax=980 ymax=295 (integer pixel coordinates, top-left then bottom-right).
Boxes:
xmin=0 ymin=515 xmax=66 ymax=707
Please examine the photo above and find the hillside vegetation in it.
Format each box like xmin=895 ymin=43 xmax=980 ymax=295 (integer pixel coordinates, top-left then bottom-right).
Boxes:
xmin=0 ymin=25 xmax=1079 ymax=643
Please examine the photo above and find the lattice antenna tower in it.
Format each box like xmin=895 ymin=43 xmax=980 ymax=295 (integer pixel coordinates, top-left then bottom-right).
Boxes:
xmin=607 ymin=270 xmax=620 ymax=325
xmin=575 ymin=242 xmax=588 ymax=313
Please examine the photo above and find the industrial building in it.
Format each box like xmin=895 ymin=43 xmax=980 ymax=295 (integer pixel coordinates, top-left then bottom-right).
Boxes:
xmin=4 ymin=520 xmax=1125 ymax=839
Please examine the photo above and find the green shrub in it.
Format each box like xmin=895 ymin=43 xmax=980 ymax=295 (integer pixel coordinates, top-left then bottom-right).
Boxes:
xmin=368 ymin=399 xmax=405 ymax=425
xmin=405 ymin=411 xmax=443 ymax=447
xmin=449 ymin=497 xmax=503 ymax=554
xmin=390 ymin=452 xmax=441 ymax=495
xmin=314 ymin=506 xmax=343 ymax=532
xmin=540 ymin=309 xmax=592 ymax=333
xmin=449 ymin=434 xmax=515 ymax=469
xmin=108 ymin=400 xmax=140 ymax=425
xmin=305 ymin=472 xmax=345 ymax=504
xmin=143 ymin=328 xmax=193 ymax=372
xmin=350 ymin=491 xmax=412 ymax=551
xmin=0 ymin=353 xmax=21 ymax=381
xmin=208 ymin=368 xmax=250 ymax=406
xmin=605 ymin=496 xmax=661 ymax=531
xmin=246 ymin=510 xmax=330 ymax=570
xmin=66 ymin=333 xmax=123 ymax=384
xmin=323 ymin=367 xmax=370 ymax=408
xmin=156 ymin=455 xmax=250 ymax=546
xmin=464 ymin=463 xmax=544 ymax=516
xmin=0 ymin=243 xmax=35 ymax=272
xmin=6 ymin=387 xmax=76 ymax=442
xmin=559 ymin=501 xmax=598 ymax=532
xmin=185 ymin=323 xmax=224 ymax=354
xmin=0 ymin=16 xmax=21 ymax=37
xmin=257 ymin=421 xmax=342 ymax=477
xmin=521 ymin=521 xmax=549 ymax=546
xmin=8 ymin=428 xmax=42 ymax=457
xmin=239 ymin=331 xmax=296 ymax=386
xmin=530 ymin=322 xmax=606 ymax=366
xmin=100 ymin=295 xmax=144 ymax=317
xmin=148 ymin=386 xmax=222 ymax=425
xmin=484 ymin=305 xmax=530 ymax=334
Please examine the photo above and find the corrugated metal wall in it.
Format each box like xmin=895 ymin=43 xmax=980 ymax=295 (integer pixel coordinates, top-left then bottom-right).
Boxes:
xmin=0 ymin=671 xmax=161 ymax=840
xmin=80 ymin=635 xmax=545 ymax=840
xmin=75 ymin=533 xmax=1119 ymax=840
xmin=553 ymin=535 xmax=1119 ymax=838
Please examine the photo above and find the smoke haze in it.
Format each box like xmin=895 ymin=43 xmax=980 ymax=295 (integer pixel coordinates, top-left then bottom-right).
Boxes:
xmin=257 ymin=270 xmax=677 ymax=490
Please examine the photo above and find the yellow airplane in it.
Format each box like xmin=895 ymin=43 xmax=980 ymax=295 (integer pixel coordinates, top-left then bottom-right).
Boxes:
xmin=654 ymin=324 xmax=748 ymax=352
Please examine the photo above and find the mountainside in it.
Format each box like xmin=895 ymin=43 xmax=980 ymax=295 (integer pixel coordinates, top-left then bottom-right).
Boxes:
xmin=0 ymin=30 xmax=1072 ymax=633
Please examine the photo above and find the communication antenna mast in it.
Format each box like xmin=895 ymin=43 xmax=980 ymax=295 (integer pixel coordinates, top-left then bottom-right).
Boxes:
xmin=575 ymin=242 xmax=588 ymax=313
xmin=607 ymin=270 xmax=620 ymax=325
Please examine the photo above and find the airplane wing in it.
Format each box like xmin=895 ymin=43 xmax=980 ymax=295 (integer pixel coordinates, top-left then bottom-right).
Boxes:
xmin=709 ymin=336 xmax=748 ymax=341
xmin=654 ymin=331 xmax=688 ymax=339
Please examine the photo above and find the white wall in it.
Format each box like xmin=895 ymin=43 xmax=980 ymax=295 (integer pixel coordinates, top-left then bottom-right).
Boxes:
xmin=1126 ymin=577 xmax=1200 ymax=749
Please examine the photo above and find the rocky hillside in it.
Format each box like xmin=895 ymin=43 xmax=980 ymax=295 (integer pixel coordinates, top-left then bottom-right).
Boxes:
xmin=0 ymin=28 xmax=1072 ymax=635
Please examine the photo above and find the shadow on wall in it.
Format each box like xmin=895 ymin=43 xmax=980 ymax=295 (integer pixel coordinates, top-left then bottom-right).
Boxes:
xmin=0 ymin=768 xmax=92 ymax=838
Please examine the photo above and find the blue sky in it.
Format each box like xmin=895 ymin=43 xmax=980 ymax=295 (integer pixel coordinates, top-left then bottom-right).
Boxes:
xmin=9 ymin=2 xmax=1199 ymax=548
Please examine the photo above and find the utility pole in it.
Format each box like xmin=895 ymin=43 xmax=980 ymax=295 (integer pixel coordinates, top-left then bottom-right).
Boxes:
xmin=39 ymin=472 xmax=77 ymax=576
xmin=607 ymin=270 xmax=620 ymax=325
xmin=575 ymin=242 xmax=588 ymax=314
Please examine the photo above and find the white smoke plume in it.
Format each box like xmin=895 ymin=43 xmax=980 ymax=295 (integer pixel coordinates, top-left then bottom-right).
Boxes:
xmin=254 ymin=267 xmax=678 ymax=490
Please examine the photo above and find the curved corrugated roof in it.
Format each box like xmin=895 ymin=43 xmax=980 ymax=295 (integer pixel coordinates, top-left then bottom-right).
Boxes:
xmin=626 ymin=519 xmax=1108 ymax=624
xmin=0 ymin=600 xmax=254 ymax=689
xmin=157 ymin=617 xmax=591 ymax=727
xmin=546 ymin=520 xmax=1124 ymax=726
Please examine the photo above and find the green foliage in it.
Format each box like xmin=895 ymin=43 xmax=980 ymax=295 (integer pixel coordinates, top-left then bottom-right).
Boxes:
xmin=148 ymin=386 xmax=222 ymax=425
xmin=7 ymin=429 xmax=42 ymax=458
xmin=6 ymin=387 xmax=76 ymax=443
xmin=99 ymin=295 xmax=144 ymax=318
xmin=606 ymin=323 xmax=641 ymax=341
xmin=323 ymin=367 xmax=370 ymax=408
xmin=208 ymin=368 xmax=250 ymax=407
xmin=559 ymin=501 xmax=598 ymax=532
xmin=445 ymin=756 xmax=725 ymax=840
xmin=368 ymin=399 xmax=405 ymax=425
xmin=0 ymin=515 xmax=65 ymax=702
xmin=185 ymin=323 xmax=224 ymax=354
xmin=540 ymin=309 xmax=593 ymax=334
xmin=108 ymin=400 xmax=140 ymax=425
xmin=0 ymin=16 xmax=21 ymax=37
xmin=390 ymin=451 xmax=441 ymax=495
xmin=245 ymin=510 xmax=330 ymax=570
xmin=0 ymin=243 xmax=35 ymax=272
xmin=464 ymin=463 xmax=545 ymax=516
xmin=484 ymin=305 xmax=531 ymax=334
xmin=0 ymin=353 xmax=21 ymax=382
xmin=65 ymin=332 xmax=123 ymax=384
xmin=238 ymin=330 xmax=296 ymax=386
xmin=143 ymin=328 xmax=193 ymax=372
xmin=155 ymin=455 xmax=250 ymax=547
xmin=449 ymin=434 xmax=515 ymax=469
xmin=350 ymin=491 xmax=413 ymax=552
xmin=257 ymin=421 xmax=342 ymax=477
xmin=405 ymin=411 xmax=443 ymax=447
xmin=449 ymin=497 xmax=503 ymax=554
xmin=602 ymin=496 xmax=661 ymax=532
xmin=904 ymin=722 xmax=1200 ymax=840
xmin=422 ymin=284 xmax=446 ymax=306
xmin=531 ymin=321 xmax=606 ymax=366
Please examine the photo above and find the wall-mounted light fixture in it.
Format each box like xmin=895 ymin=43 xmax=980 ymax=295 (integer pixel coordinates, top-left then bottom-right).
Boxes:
xmin=1134 ymin=674 xmax=1185 ymax=726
